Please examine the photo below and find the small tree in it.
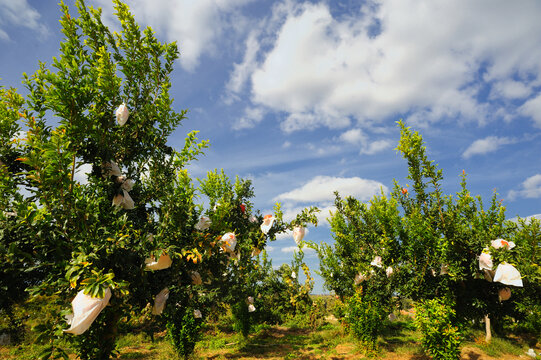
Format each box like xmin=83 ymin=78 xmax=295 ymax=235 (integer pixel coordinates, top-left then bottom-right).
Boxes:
xmin=314 ymin=121 xmax=537 ymax=354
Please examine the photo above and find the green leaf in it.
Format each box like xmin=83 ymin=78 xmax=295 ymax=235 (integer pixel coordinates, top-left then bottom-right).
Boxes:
xmin=38 ymin=346 xmax=53 ymax=360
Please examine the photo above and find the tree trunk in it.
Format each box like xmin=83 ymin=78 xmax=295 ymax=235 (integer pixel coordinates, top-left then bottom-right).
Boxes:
xmin=98 ymin=307 xmax=121 ymax=360
xmin=484 ymin=314 xmax=492 ymax=343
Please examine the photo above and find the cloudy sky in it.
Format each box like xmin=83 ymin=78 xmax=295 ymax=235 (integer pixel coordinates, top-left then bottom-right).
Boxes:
xmin=2 ymin=0 xmax=541 ymax=293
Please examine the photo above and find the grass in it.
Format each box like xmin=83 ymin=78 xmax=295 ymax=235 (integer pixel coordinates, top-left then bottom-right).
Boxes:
xmin=466 ymin=328 xmax=527 ymax=358
xmin=0 ymin=313 xmax=538 ymax=359
xmin=378 ymin=318 xmax=422 ymax=356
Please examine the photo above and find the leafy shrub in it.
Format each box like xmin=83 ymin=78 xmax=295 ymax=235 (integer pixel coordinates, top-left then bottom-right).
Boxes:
xmin=345 ymin=290 xmax=386 ymax=352
xmin=231 ymin=301 xmax=252 ymax=338
xmin=166 ymin=307 xmax=202 ymax=359
xmin=0 ymin=307 xmax=27 ymax=344
xmin=307 ymin=298 xmax=328 ymax=330
xmin=507 ymin=301 xmax=541 ymax=346
xmin=414 ymin=298 xmax=462 ymax=360
xmin=330 ymin=297 xmax=347 ymax=320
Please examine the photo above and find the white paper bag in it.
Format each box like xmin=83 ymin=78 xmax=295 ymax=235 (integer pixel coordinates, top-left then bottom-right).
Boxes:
xmin=491 ymin=238 xmax=515 ymax=250
xmin=479 ymin=251 xmax=493 ymax=271
xmin=64 ymin=288 xmax=111 ymax=335
xmin=354 ymin=272 xmax=368 ymax=285
xmin=260 ymin=215 xmax=275 ymax=234
xmin=370 ymin=256 xmax=382 ymax=268
xmin=220 ymin=232 xmax=237 ymax=252
xmin=115 ymin=103 xmax=130 ymax=126
xmin=103 ymin=161 xmax=122 ymax=178
xmin=195 ymin=216 xmax=211 ymax=231
xmin=145 ymin=253 xmax=172 ymax=270
xmin=118 ymin=177 xmax=134 ymax=192
xmin=493 ymin=263 xmax=523 ymax=287
xmin=152 ymin=288 xmax=169 ymax=315
xmin=440 ymin=264 xmax=449 ymax=275
xmin=293 ymin=226 xmax=306 ymax=245
xmin=112 ymin=190 xmax=134 ymax=210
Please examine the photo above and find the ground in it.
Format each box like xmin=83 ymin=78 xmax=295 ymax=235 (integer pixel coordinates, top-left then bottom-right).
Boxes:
xmin=0 ymin=319 xmax=538 ymax=359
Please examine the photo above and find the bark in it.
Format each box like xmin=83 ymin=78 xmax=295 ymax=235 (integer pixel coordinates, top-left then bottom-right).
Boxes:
xmin=484 ymin=314 xmax=492 ymax=343
xmin=97 ymin=307 xmax=121 ymax=360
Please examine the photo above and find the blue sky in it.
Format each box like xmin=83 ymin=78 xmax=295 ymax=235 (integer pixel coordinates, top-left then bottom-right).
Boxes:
xmin=1 ymin=0 xmax=541 ymax=293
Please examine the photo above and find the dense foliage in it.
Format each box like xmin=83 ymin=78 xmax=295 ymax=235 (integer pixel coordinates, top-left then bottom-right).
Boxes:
xmin=314 ymin=121 xmax=541 ymax=354
xmin=345 ymin=288 xmax=387 ymax=352
xmin=1 ymin=1 xmax=539 ymax=359
xmin=0 ymin=1 xmax=317 ymax=359
xmin=414 ymin=298 xmax=462 ymax=360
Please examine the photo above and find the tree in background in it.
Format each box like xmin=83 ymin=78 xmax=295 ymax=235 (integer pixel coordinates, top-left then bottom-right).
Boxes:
xmin=192 ymin=170 xmax=318 ymax=339
xmin=314 ymin=121 xmax=540 ymax=356
xmin=505 ymin=218 xmax=541 ymax=346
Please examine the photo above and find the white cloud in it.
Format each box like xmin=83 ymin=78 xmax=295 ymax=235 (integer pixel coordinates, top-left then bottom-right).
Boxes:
xmin=339 ymin=128 xmax=391 ymax=155
xmin=507 ymin=174 xmax=541 ymax=200
xmin=361 ymin=139 xmax=392 ymax=155
xmin=227 ymin=0 xmax=541 ymax=132
xmin=0 ymin=0 xmax=48 ymax=40
xmin=491 ymin=80 xmax=532 ymax=100
xmin=340 ymin=129 xmax=364 ymax=144
xmin=462 ymin=136 xmax=516 ymax=158
xmin=308 ymin=143 xmax=342 ymax=157
xmin=520 ymin=94 xmax=541 ymax=128
xmin=226 ymin=31 xmax=260 ymax=97
xmin=93 ymin=0 xmax=253 ymax=71
xmin=233 ymin=106 xmax=265 ymax=130
xmin=275 ymin=231 xmax=292 ymax=241
xmin=281 ymin=112 xmax=350 ymax=133
xmin=508 ymin=213 xmax=541 ymax=224
xmin=275 ymin=175 xmax=387 ymax=205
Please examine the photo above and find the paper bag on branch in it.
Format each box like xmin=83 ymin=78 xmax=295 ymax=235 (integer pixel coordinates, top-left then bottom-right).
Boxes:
xmin=498 ymin=287 xmax=511 ymax=301
xmin=293 ymin=226 xmax=306 ymax=245
xmin=64 ymin=288 xmax=111 ymax=335
xmin=479 ymin=251 xmax=493 ymax=271
xmin=220 ymin=232 xmax=237 ymax=252
xmin=152 ymin=288 xmax=169 ymax=315
xmin=493 ymin=262 xmax=523 ymax=287
xmin=260 ymin=215 xmax=275 ymax=234
xmin=195 ymin=216 xmax=211 ymax=231
xmin=145 ymin=253 xmax=172 ymax=270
